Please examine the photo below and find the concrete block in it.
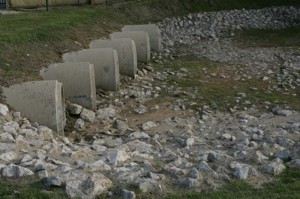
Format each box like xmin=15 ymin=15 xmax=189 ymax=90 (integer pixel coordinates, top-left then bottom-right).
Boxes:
xmin=63 ymin=48 xmax=119 ymax=91
xmin=122 ymin=24 xmax=162 ymax=52
xmin=110 ymin=31 xmax=150 ymax=63
xmin=3 ymin=81 xmax=66 ymax=135
xmin=40 ymin=62 xmax=97 ymax=111
xmin=90 ymin=38 xmax=137 ymax=77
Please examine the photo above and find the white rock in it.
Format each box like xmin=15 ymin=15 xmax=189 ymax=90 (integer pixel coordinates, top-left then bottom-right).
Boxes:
xmin=38 ymin=126 xmax=54 ymax=140
xmin=138 ymin=179 xmax=163 ymax=193
xmin=102 ymin=149 xmax=130 ymax=166
xmin=178 ymin=177 xmax=199 ymax=188
xmin=0 ymin=151 xmax=17 ymax=162
xmin=186 ymin=167 xmax=200 ymax=179
xmin=68 ymin=103 xmax=83 ymax=115
xmin=80 ymin=108 xmax=96 ymax=123
xmin=142 ymin=121 xmax=157 ymax=131
xmin=104 ymin=137 xmax=124 ymax=148
xmin=65 ymin=173 xmax=113 ymax=199
xmin=65 ymin=180 xmax=85 ymax=199
xmin=221 ymin=133 xmax=233 ymax=140
xmin=113 ymin=120 xmax=129 ymax=134
xmin=3 ymin=121 xmax=19 ymax=134
xmin=2 ymin=164 xmax=34 ymax=177
xmin=128 ymin=132 xmax=151 ymax=141
xmin=185 ymin=138 xmax=195 ymax=147
xmin=263 ymin=158 xmax=286 ymax=175
xmin=0 ymin=132 xmax=15 ymax=143
xmin=74 ymin=119 xmax=85 ymax=130
xmin=38 ymin=169 xmax=48 ymax=179
xmin=88 ymin=160 xmax=111 ymax=172
xmin=19 ymin=154 xmax=32 ymax=163
xmin=96 ymin=107 xmax=116 ymax=120
xmin=126 ymin=140 xmax=155 ymax=154
xmin=196 ymin=161 xmax=218 ymax=176
xmin=83 ymin=174 xmax=113 ymax=197
xmin=92 ymin=145 xmax=107 ymax=153
xmin=122 ymin=189 xmax=136 ymax=199
xmin=277 ymin=109 xmax=293 ymax=117
xmin=42 ymin=176 xmax=63 ymax=187
xmin=0 ymin=143 xmax=16 ymax=152
xmin=0 ymin=104 xmax=9 ymax=116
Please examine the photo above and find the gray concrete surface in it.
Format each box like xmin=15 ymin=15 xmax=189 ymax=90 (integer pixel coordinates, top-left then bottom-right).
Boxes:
xmin=122 ymin=24 xmax=162 ymax=52
xmin=110 ymin=31 xmax=150 ymax=63
xmin=3 ymin=80 xmax=66 ymax=135
xmin=40 ymin=62 xmax=97 ymax=111
xmin=63 ymin=48 xmax=120 ymax=91
xmin=90 ymin=38 xmax=137 ymax=77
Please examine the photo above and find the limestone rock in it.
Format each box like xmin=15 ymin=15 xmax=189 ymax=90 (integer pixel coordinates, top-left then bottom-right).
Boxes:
xmin=0 ymin=151 xmax=17 ymax=162
xmin=0 ymin=103 xmax=9 ymax=116
xmin=68 ymin=103 xmax=83 ymax=115
xmin=122 ymin=189 xmax=136 ymax=199
xmin=0 ymin=133 xmax=15 ymax=143
xmin=65 ymin=173 xmax=112 ymax=199
xmin=138 ymin=179 xmax=163 ymax=193
xmin=178 ymin=177 xmax=200 ymax=188
xmin=96 ymin=106 xmax=116 ymax=120
xmin=88 ymin=160 xmax=112 ymax=172
xmin=113 ymin=120 xmax=129 ymax=135
xmin=196 ymin=161 xmax=218 ymax=176
xmin=42 ymin=176 xmax=63 ymax=187
xmin=82 ymin=174 xmax=113 ymax=197
xmin=2 ymin=164 xmax=34 ymax=177
xmin=186 ymin=167 xmax=201 ymax=179
xmin=263 ymin=158 xmax=286 ymax=175
xmin=185 ymin=137 xmax=195 ymax=148
xmin=104 ymin=137 xmax=123 ymax=148
xmin=142 ymin=121 xmax=157 ymax=131
xmin=80 ymin=108 xmax=96 ymax=123
xmin=0 ymin=143 xmax=16 ymax=152
xmin=74 ymin=119 xmax=85 ymax=130
xmin=102 ymin=149 xmax=130 ymax=166
xmin=128 ymin=132 xmax=151 ymax=141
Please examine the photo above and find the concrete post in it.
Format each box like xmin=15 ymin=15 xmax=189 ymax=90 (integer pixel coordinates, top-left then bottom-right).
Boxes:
xmin=89 ymin=38 xmax=137 ymax=77
xmin=3 ymin=80 xmax=66 ymax=135
xmin=110 ymin=31 xmax=150 ymax=63
xmin=40 ymin=62 xmax=97 ymax=111
xmin=63 ymin=48 xmax=120 ymax=91
xmin=122 ymin=24 xmax=162 ymax=53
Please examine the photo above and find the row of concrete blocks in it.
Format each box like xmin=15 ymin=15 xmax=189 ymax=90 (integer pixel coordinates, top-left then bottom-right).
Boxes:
xmin=3 ymin=24 xmax=161 ymax=136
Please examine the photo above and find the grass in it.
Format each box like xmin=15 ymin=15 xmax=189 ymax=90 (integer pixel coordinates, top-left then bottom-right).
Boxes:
xmin=0 ymin=177 xmax=67 ymax=199
xmin=148 ymin=0 xmax=300 ymax=14
xmin=162 ymin=168 xmax=300 ymax=199
xmin=235 ymin=26 xmax=300 ymax=47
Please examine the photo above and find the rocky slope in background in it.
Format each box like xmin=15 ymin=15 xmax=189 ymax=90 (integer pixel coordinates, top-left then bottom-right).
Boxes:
xmin=0 ymin=6 xmax=300 ymax=199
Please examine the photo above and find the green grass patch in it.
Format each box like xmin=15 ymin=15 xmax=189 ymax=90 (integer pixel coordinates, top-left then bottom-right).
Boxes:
xmin=148 ymin=0 xmax=300 ymax=14
xmin=235 ymin=26 xmax=300 ymax=47
xmin=0 ymin=6 xmax=128 ymax=43
xmin=162 ymin=168 xmax=300 ymax=199
xmin=0 ymin=177 xmax=67 ymax=199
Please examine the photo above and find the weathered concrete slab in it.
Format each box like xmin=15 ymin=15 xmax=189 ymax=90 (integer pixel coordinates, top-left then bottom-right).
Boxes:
xmin=110 ymin=31 xmax=150 ymax=63
xmin=40 ymin=62 xmax=97 ymax=111
xmin=3 ymin=81 xmax=65 ymax=135
xmin=90 ymin=38 xmax=137 ymax=77
xmin=63 ymin=48 xmax=119 ymax=91
xmin=122 ymin=24 xmax=162 ymax=53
